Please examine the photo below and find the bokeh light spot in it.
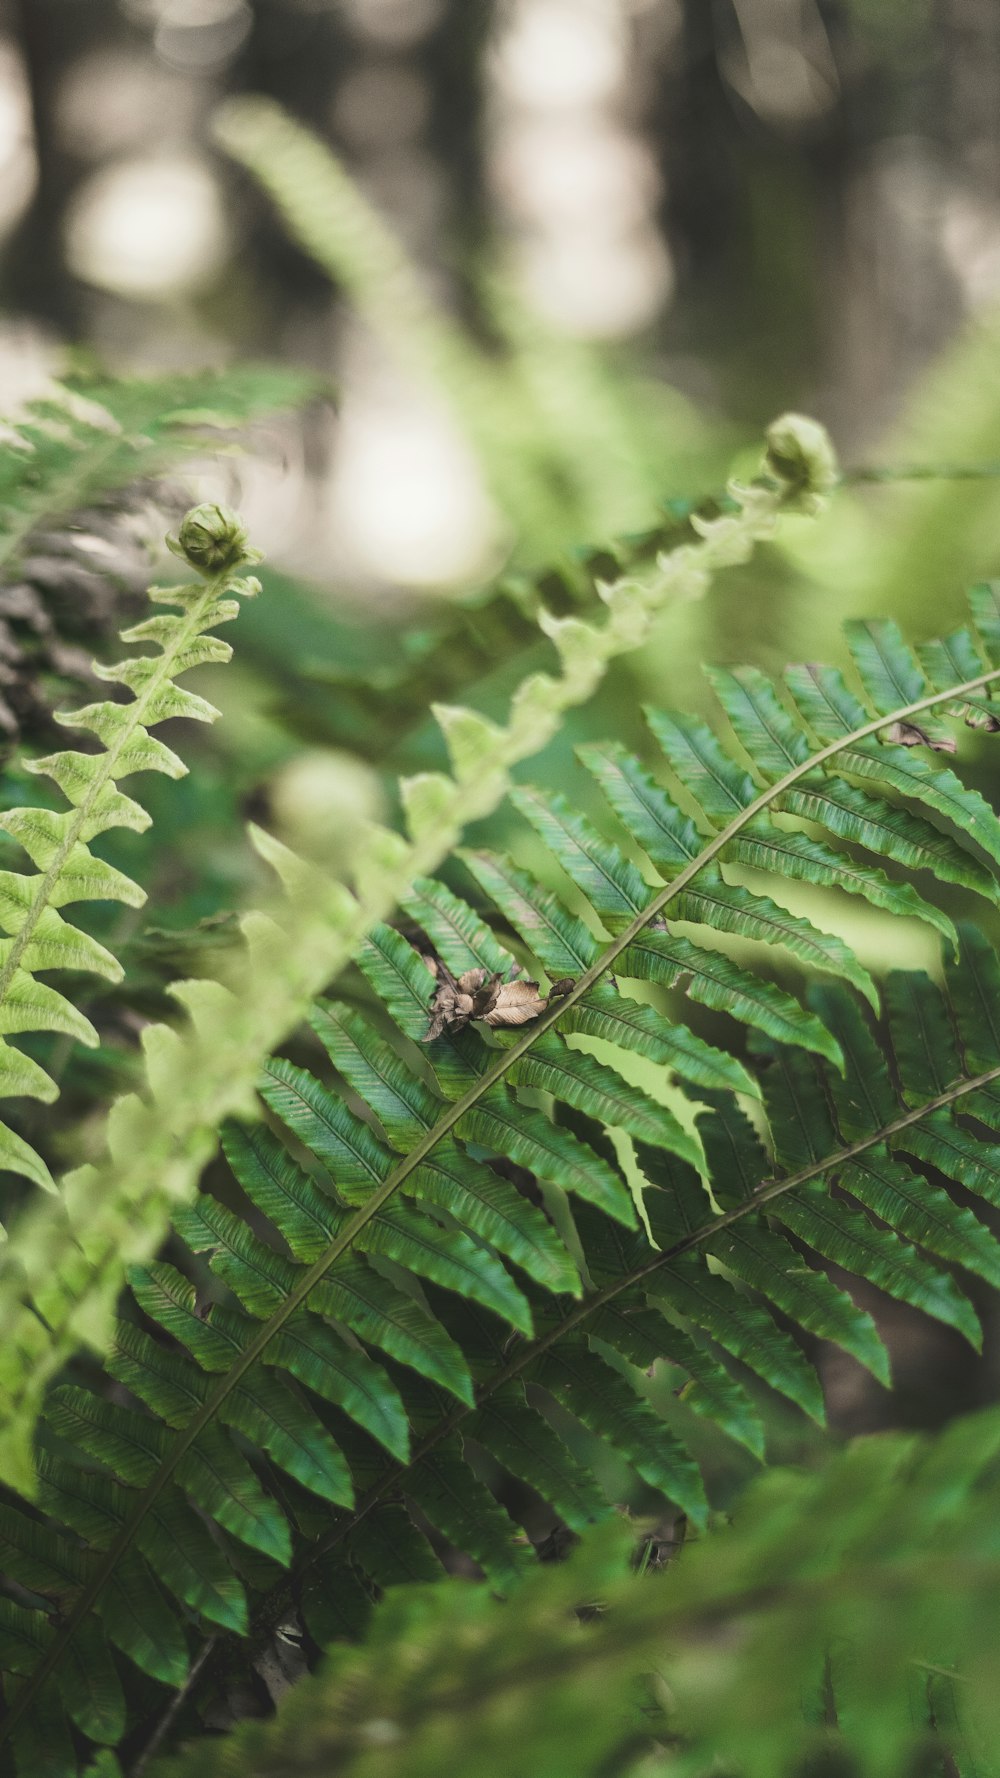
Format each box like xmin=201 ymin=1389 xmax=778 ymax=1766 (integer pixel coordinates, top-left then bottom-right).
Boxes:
xmin=342 ymin=0 xmax=443 ymax=50
xmin=517 ymin=224 xmax=673 ymax=338
xmin=65 ymin=155 xmax=229 ymax=299
xmin=491 ymin=0 xmax=626 ymax=111
xmin=327 ymin=378 xmax=501 ymax=588
xmin=154 ymin=0 xmax=253 ymax=73
xmin=0 ymin=37 xmax=37 ymax=240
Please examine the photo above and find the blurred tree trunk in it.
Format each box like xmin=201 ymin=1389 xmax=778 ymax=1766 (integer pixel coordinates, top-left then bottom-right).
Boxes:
xmin=2 ymin=0 xmax=121 ymax=330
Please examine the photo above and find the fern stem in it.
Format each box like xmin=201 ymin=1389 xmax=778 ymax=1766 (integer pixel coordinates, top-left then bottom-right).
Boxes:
xmin=129 ymin=1635 xmax=218 ymax=1778
xmin=0 ymin=569 xmax=231 ymax=1015
xmin=844 ymin=461 xmax=1000 ymax=484
xmin=6 ymin=662 xmax=999 ymax=1745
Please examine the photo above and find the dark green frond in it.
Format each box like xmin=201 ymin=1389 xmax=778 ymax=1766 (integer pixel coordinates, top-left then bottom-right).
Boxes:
xmin=13 ymin=603 xmax=1000 ymax=1773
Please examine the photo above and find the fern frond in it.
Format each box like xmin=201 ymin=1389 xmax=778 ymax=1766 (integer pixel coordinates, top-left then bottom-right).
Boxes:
xmin=0 ymin=505 xmax=261 ymax=1196
xmin=12 ymin=589 xmax=1000 ymax=1768
xmin=250 ymin=940 xmax=1000 ymax=1668
xmin=0 ymin=417 xmax=821 ymax=1518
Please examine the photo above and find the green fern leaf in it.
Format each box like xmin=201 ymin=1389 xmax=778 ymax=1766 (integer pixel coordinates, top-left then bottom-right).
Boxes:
xmin=58 ymin=1617 xmax=125 ymax=1748
xmin=947 ymin=921 xmax=1000 ymax=1070
xmin=579 ymin=734 xmax=955 ymax=946
xmin=461 ymin=850 xmax=600 ymax=976
xmin=621 ymin=930 xmax=842 ymax=1062
xmin=514 ymin=778 xmax=879 ymax=1006
xmin=401 ymin=1439 xmax=529 ymax=1593
xmin=808 ymin=986 xmax=1000 ymax=1297
xmin=467 ymin=1385 xmax=608 ymax=1532
xmin=532 ymin=1341 xmax=709 ymax=1523
xmin=510 ymin=1032 xmax=699 ymax=1164
xmin=97 ymin=1553 xmax=190 ymax=1689
xmin=900 ymin=1114 xmax=1000 ymax=1204
xmin=643 ymin=1244 xmax=827 ymax=1422
xmin=399 ymin=877 xmax=517 ymax=975
xmin=786 ymin=656 xmax=1000 ymax=883
xmin=259 ymin=1056 xmax=391 ymax=1203
xmin=560 ymin=981 xmax=759 ymax=1097
xmin=49 ymin=1382 xmax=290 ymax=1562
xmin=0 ymin=1598 xmax=49 ymax=1678
xmin=644 ymin=1142 xmax=889 ymax=1384
xmin=688 ymin=669 xmax=999 ymax=905
xmin=261 ymin=1036 xmax=534 ymax=1334
xmin=459 ymin=1087 xmax=635 ymax=1224
xmin=757 ymin=1036 xmax=982 ymax=1348
xmin=314 ymin=972 xmax=574 ymax=1287
xmin=588 ymin=1294 xmax=766 ymax=1459
xmin=270 ymin=1320 xmax=410 ymax=1461
xmin=885 ymin=968 xmax=961 ymax=1099
xmin=845 ymin=617 xmax=953 ymax=739
xmin=0 ymin=504 xmax=260 ymax=1194
xmin=174 ymin=1190 xmax=473 ymax=1406
xmin=113 ymin=1312 xmax=353 ymax=1507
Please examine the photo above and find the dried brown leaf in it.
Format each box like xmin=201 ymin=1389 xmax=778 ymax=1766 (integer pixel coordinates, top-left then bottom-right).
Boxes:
xmin=422 ymin=958 xmax=575 ymax=1041
xmin=481 ymin=978 xmax=548 ymax=1028
xmin=882 ymin=719 xmax=957 ymax=754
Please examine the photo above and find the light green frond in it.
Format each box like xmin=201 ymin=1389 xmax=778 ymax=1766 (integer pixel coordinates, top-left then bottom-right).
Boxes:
xmin=0 ymin=504 xmax=260 ymax=1197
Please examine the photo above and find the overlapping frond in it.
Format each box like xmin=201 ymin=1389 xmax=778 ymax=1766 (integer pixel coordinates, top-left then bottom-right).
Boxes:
xmin=9 ymin=591 xmax=1000 ymax=1772
xmin=0 ymin=415 xmax=827 ymax=1516
xmin=0 ymin=506 xmax=261 ymax=1195
xmin=287 ymin=492 xmax=743 ymax=763
xmin=146 ymin=1409 xmax=1000 ymax=1778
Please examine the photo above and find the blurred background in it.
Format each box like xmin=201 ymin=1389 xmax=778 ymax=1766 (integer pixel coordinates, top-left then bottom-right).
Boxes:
xmin=4 ymin=1 xmax=1000 ymax=591
xmin=4 ymin=0 xmax=1000 ymax=1477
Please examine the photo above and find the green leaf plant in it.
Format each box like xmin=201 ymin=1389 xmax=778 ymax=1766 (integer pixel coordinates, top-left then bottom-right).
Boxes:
xmin=9 ymin=504 xmax=1000 ymax=1773
xmin=0 ymin=503 xmax=262 ymax=1196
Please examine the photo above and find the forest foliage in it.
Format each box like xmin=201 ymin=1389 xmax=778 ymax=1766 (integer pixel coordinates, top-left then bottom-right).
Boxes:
xmin=2 ymin=96 xmax=1000 ymax=1778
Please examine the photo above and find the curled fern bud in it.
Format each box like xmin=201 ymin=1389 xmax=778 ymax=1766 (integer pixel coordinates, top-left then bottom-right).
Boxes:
xmin=168 ymin=502 xmax=259 ymax=574
xmin=762 ymin=414 xmax=838 ymax=511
